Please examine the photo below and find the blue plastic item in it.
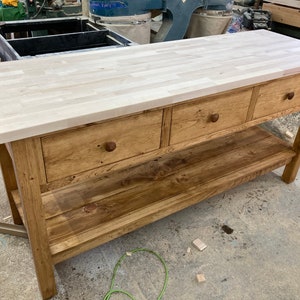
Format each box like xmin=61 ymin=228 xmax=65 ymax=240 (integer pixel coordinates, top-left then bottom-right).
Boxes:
xmin=90 ymin=0 xmax=233 ymax=41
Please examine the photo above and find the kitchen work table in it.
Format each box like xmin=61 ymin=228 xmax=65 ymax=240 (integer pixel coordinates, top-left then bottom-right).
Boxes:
xmin=0 ymin=30 xmax=300 ymax=299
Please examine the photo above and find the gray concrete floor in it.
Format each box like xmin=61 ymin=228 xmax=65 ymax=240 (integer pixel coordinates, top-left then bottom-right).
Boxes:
xmin=1 ymin=116 xmax=300 ymax=300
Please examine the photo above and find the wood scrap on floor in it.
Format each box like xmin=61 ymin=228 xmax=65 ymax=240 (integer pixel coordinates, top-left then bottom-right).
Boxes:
xmin=192 ymin=238 xmax=207 ymax=251
xmin=196 ymin=273 xmax=206 ymax=283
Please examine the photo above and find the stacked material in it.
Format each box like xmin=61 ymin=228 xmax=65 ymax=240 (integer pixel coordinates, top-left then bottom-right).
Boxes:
xmin=263 ymin=0 xmax=300 ymax=28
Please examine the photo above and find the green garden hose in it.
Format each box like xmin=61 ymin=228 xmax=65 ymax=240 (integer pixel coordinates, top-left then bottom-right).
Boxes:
xmin=103 ymin=248 xmax=169 ymax=300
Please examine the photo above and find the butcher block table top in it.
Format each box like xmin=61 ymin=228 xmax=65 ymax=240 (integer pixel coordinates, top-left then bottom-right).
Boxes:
xmin=1 ymin=29 xmax=300 ymax=143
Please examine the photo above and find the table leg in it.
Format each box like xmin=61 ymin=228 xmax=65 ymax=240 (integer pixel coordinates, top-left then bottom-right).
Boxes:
xmin=282 ymin=126 xmax=300 ymax=183
xmin=0 ymin=144 xmax=23 ymax=225
xmin=11 ymin=138 xmax=57 ymax=299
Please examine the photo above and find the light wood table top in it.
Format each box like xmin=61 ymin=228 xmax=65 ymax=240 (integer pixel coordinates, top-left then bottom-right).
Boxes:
xmin=1 ymin=30 xmax=300 ymax=143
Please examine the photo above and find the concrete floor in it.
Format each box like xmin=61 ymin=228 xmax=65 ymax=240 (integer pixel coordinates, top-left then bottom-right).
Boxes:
xmin=1 ymin=117 xmax=300 ymax=300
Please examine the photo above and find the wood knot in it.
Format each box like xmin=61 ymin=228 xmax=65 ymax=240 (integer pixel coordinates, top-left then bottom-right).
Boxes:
xmin=83 ymin=203 xmax=97 ymax=213
xmin=175 ymin=174 xmax=188 ymax=184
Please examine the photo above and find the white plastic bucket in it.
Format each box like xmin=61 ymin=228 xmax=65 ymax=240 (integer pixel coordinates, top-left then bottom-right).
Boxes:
xmin=186 ymin=9 xmax=232 ymax=38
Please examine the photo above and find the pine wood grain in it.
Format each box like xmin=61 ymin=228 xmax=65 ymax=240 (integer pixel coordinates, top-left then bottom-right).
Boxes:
xmin=36 ymin=127 xmax=295 ymax=263
xmin=41 ymin=110 xmax=162 ymax=181
xmin=160 ymin=108 xmax=172 ymax=148
xmin=253 ymin=73 xmax=300 ymax=119
xmin=10 ymin=138 xmax=56 ymax=299
xmin=39 ymin=98 xmax=300 ymax=191
xmin=0 ymin=144 xmax=23 ymax=224
xmin=170 ymin=88 xmax=252 ymax=145
xmin=282 ymin=126 xmax=300 ymax=183
xmin=11 ymin=190 xmax=24 ymax=222
xmin=42 ymin=126 xmax=269 ymax=219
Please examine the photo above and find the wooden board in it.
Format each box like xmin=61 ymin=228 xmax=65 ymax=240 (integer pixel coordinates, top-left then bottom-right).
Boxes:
xmin=170 ymin=88 xmax=252 ymax=145
xmin=253 ymin=73 xmax=300 ymax=118
xmin=10 ymin=138 xmax=56 ymax=299
xmin=1 ymin=30 xmax=300 ymax=143
xmin=26 ymin=126 xmax=295 ymax=263
xmin=263 ymin=3 xmax=300 ymax=27
xmin=41 ymin=110 xmax=162 ymax=181
xmin=264 ymin=0 xmax=300 ymax=9
xmin=0 ymin=144 xmax=23 ymax=224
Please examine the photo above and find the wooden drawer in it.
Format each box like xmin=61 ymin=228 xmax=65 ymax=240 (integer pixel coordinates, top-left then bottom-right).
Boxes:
xmin=41 ymin=110 xmax=162 ymax=182
xmin=253 ymin=74 xmax=300 ymax=119
xmin=170 ymin=89 xmax=252 ymax=145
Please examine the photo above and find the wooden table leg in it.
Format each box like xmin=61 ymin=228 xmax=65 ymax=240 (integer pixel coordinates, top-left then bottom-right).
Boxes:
xmin=282 ymin=126 xmax=300 ymax=183
xmin=0 ymin=144 xmax=23 ymax=225
xmin=10 ymin=138 xmax=57 ymax=299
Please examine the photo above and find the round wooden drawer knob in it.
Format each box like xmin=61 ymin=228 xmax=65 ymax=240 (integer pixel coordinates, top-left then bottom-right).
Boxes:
xmin=210 ymin=113 xmax=220 ymax=123
xmin=104 ymin=141 xmax=116 ymax=152
xmin=286 ymin=92 xmax=295 ymax=100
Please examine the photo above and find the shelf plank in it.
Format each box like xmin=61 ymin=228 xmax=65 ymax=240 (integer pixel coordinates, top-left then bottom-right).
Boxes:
xmin=42 ymin=125 xmax=267 ymax=219
xmin=39 ymin=127 xmax=295 ymax=263
xmin=264 ymin=0 xmax=300 ymax=9
xmin=263 ymin=3 xmax=300 ymax=27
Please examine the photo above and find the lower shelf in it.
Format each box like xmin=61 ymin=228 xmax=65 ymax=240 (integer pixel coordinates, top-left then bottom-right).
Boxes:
xmin=11 ymin=126 xmax=296 ymax=264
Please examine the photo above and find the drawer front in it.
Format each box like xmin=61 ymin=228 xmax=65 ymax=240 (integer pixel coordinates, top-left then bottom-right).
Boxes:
xmin=253 ymin=74 xmax=300 ymax=119
xmin=170 ymin=89 xmax=252 ymax=145
xmin=42 ymin=110 xmax=162 ymax=181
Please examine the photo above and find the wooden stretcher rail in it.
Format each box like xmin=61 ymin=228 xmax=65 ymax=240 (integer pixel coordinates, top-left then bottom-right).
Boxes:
xmin=0 ymin=222 xmax=27 ymax=238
